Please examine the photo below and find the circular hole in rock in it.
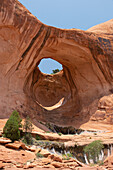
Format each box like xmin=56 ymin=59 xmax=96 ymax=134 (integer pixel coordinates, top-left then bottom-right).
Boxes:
xmin=35 ymin=58 xmax=66 ymax=109
xmin=38 ymin=58 xmax=63 ymax=74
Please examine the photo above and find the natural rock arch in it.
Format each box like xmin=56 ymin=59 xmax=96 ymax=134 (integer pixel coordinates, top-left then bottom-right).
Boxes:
xmin=0 ymin=0 xmax=113 ymax=128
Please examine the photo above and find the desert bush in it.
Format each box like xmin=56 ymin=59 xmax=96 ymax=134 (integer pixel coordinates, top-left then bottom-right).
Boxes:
xmin=83 ymin=140 xmax=104 ymax=164
xmin=58 ymin=132 xmax=62 ymax=136
xmin=3 ymin=110 xmax=22 ymax=141
xmin=62 ymin=153 xmax=73 ymax=160
xmin=36 ymin=134 xmax=41 ymax=140
xmin=23 ymin=116 xmax=33 ymax=145
xmin=62 ymin=154 xmax=70 ymax=160
xmin=51 ymin=69 xmax=60 ymax=74
xmin=36 ymin=152 xmax=44 ymax=158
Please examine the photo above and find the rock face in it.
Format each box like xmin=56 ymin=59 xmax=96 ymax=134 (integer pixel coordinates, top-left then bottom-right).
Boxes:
xmin=103 ymin=153 xmax=113 ymax=169
xmin=0 ymin=0 xmax=113 ymax=129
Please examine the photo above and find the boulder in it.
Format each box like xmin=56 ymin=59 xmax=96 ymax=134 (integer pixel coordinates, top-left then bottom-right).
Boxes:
xmin=39 ymin=149 xmax=51 ymax=157
xmin=5 ymin=141 xmax=26 ymax=150
xmin=16 ymin=164 xmax=23 ymax=168
xmin=23 ymin=163 xmax=36 ymax=169
xmin=0 ymin=138 xmax=11 ymax=144
xmin=47 ymin=154 xmax=62 ymax=162
xmin=35 ymin=148 xmax=41 ymax=153
xmin=51 ymin=161 xmax=63 ymax=168
xmin=64 ymin=162 xmax=78 ymax=168
xmin=52 ymin=154 xmax=62 ymax=163
xmin=41 ymin=158 xmax=52 ymax=164
xmin=48 ymin=154 xmax=55 ymax=160
xmin=28 ymin=147 xmax=36 ymax=152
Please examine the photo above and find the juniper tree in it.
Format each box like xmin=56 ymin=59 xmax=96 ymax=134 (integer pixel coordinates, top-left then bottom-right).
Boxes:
xmin=3 ymin=110 xmax=22 ymax=141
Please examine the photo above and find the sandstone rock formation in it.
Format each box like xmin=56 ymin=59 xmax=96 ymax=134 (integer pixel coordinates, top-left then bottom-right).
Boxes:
xmin=0 ymin=137 xmax=88 ymax=169
xmin=0 ymin=0 xmax=113 ymax=129
xmin=103 ymin=152 xmax=113 ymax=169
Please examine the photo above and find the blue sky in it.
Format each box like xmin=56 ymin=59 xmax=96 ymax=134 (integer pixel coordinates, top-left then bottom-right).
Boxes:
xmin=19 ymin=0 xmax=113 ymax=73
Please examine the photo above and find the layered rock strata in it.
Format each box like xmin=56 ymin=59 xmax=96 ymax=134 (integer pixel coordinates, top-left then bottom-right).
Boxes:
xmin=0 ymin=0 xmax=113 ymax=128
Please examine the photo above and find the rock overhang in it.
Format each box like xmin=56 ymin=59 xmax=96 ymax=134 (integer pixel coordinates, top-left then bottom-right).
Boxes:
xmin=0 ymin=0 xmax=113 ymax=128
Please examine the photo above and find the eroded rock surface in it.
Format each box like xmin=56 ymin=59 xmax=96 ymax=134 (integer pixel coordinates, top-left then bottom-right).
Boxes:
xmin=0 ymin=0 xmax=113 ymax=129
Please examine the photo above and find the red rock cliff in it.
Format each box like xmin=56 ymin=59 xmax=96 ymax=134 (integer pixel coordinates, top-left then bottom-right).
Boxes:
xmin=0 ymin=0 xmax=113 ymax=128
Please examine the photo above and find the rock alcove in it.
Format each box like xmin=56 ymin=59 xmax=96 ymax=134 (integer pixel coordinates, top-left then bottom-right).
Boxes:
xmin=0 ymin=0 xmax=113 ymax=129
xmin=34 ymin=58 xmax=66 ymax=109
xmin=24 ymin=55 xmax=80 ymax=117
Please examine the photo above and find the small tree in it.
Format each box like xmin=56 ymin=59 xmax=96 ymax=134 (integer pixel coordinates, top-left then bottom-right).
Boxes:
xmin=51 ymin=69 xmax=60 ymax=74
xmin=23 ymin=116 xmax=33 ymax=145
xmin=3 ymin=110 xmax=22 ymax=141
xmin=83 ymin=140 xmax=104 ymax=164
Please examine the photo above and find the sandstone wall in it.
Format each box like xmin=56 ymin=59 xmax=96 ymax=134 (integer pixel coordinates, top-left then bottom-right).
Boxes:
xmin=0 ymin=0 xmax=113 ymax=128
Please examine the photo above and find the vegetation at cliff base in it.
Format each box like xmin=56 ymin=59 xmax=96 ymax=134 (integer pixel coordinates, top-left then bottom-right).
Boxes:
xmin=83 ymin=140 xmax=104 ymax=164
xmin=3 ymin=110 xmax=22 ymax=141
xmin=36 ymin=152 xmax=44 ymax=158
xmin=22 ymin=116 xmax=33 ymax=145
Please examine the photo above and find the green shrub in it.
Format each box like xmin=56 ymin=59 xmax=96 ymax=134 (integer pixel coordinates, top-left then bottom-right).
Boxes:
xmin=67 ymin=153 xmax=73 ymax=158
xmin=23 ymin=116 xmax=33 ymax=145
xmin=36 ymin=134 xmax=41 ymax=140
xmin=98 ymin=161 xmax=104 ymax=166
xmin=58 ymin=132 xmax=62 ymax=136
xmin=51 ymin=69 xmax=60 ymax=74
xmin=83 ymin=140 xmax=104 ymax=164
xmin=62 ymin=153 xmax=73 ymax=160
xmin=22 ymin=133 xmax=33 ymax=145
xmin=62 ymin=154 xmax=70 ymax=160
xmin=3 ymin=110 xmax=22 ymax=141
xmin=36 ymin=152 xmax=44 ymax=158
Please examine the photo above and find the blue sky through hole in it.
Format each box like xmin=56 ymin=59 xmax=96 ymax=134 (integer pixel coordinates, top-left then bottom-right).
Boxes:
xmin=18 ymin=0 xmax=113 ymax=74
xmin=38 ymin=59 xmax=63 ymax=74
